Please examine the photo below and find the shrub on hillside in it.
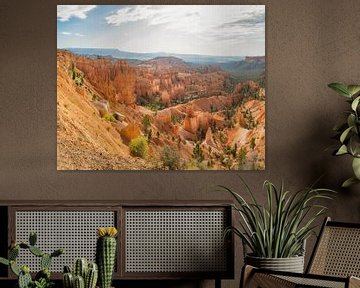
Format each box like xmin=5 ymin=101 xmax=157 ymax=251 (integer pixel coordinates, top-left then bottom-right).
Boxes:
xmin=129 ymin=137 xmax=148 ymax=158
xmin=103 ymin=113 xmax=116 ymax=122
xmin=160 ymin=145 xmax=180 ymax=170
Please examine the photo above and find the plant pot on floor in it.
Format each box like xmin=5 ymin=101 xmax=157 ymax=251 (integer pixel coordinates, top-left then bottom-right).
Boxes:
xmin=245 ymin=254 xmax=304 ymax=273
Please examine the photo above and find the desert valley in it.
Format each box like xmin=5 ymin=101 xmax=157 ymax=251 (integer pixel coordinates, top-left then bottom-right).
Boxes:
xmin=57 ymin=49 xmax=265 ymax=170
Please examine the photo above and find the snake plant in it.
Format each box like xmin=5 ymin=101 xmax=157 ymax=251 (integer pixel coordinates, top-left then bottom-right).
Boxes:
xmin=328 ymin=83 xmax=360 ymax=187
xmin=221 ymin=178 xmax=335 ymax=258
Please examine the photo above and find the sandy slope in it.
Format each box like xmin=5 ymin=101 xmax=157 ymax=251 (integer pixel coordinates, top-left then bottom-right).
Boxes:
xmin=57 ymin=52 xmax=152 ymax=170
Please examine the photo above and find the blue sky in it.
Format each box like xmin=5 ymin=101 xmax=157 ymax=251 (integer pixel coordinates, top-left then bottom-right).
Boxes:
xmin=57 ymin=5 xmax=265 ymax=57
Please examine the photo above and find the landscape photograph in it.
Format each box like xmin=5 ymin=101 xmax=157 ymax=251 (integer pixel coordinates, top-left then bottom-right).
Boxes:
xmin=57 ymin=5 xmax=265 ymax=170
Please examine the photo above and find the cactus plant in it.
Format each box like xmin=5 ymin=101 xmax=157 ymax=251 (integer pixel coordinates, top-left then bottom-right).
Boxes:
xmin=0 ymin=232 xmax=63 ymax=288
xmin=74 ymin=275 xmax=85 ymax=288
xmin=96 ymin=227 xmax=118 ymax=288
xmin=62 ymin=259 xmax=98 ymax=288
xmin=19 ymin=268 xmax=32 ymax=288
xmin=74 ymin=258 xmax=88 ymax=279
xmin=85 ymin=262 xmax=98 ymax=288
xmin=63 ymin=272 xmax=74 ymax=288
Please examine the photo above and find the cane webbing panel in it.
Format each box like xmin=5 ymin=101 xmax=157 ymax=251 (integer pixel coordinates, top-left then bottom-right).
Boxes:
xmin=15 ymin=211 xmax=115 ymax=272
xmin=125 ymin=210 xmax=227 ymax=273
xmin=309 ymin=226 xmax=360 ymax=277
xmin=277 ymin=275 xmax=345 ymax=288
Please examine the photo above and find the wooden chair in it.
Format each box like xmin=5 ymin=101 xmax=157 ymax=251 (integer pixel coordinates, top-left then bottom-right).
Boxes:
xmin=241 ymin=217 xmax=360 ymax=288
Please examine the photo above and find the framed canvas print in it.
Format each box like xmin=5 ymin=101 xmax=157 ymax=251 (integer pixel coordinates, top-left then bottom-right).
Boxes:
xmin=57 ymin=5 xmax=265 ymax=170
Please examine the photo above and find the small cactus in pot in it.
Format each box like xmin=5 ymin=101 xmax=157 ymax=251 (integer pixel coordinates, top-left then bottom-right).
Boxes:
xmin=62 ymin=259 xmax=98 ymax=288
xmin=96 ymin=227 xmax=118 ymax=288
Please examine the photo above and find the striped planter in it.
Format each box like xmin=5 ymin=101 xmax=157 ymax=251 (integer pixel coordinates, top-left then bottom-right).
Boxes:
xmin=245 ymin=254 xmax=305 ymax=273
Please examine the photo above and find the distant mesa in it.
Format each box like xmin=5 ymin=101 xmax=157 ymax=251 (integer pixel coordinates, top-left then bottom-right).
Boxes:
xmin=65 ymin=48 xmax=246 ymax=65
xmin=244 ymin=56 xmax=265 ymax=64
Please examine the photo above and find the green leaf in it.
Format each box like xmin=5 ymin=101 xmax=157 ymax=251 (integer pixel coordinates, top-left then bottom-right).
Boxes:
xmin=336 ymin=145 xmax=348 ymax=155
xmin=0 ymin=257 xmax=9 ymax=266
xmin=348 ymin=135 xmax=360 ymax=157
xmin=347 ymin=85 xmax=360 ymax=97
xmin=29 ymin=232 xmax=37 ymax=246
xmin=10 ymin=261 xmax=20 ymax=276
xmin=342 ymin=177 xmax=360 ymax=188
xmin=328 ymin=83 xmax=351 ymax=97
xmin=351 ymin=96 xmax=360 ymax=111
xmin=347 ymin=114 xmax=356 ymax=127
xmin=352 ymin=157 xmax=360 ymax=179
xmin=340 ymin=127 xmax=352 ymax=143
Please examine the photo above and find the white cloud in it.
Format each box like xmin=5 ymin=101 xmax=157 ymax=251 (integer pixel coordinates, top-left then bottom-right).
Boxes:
xmin=105 ymin=5 xmax=265 ymax=43
xmin=57 ymin=5 xmax=96 ymax=22
xmin=61 ymin=32 xmax=85 ymax=37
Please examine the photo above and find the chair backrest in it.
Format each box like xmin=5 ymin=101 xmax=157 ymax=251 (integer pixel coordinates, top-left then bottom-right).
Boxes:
xmin=307 ymin=217 xmax=360 ymax=277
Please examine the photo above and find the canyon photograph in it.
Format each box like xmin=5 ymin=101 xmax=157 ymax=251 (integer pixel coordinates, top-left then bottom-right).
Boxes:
xmin=57 ymin=5 xmax=265 ymax=170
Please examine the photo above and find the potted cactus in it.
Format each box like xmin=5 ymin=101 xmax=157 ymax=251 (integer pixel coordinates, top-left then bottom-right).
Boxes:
xmin=0 ymin=232 xmax=64 ymax=288
xmin=96 ymin=227 xmax=118 ymax=288
xmin=62 ymin=258 xmax=98 ymax=288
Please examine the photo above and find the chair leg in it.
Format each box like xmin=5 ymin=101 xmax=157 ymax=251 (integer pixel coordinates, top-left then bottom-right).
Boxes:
xmin=240 ymin=265 xmax=255 ymax=288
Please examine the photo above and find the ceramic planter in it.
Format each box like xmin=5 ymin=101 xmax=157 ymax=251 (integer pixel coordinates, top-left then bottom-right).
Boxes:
xmin=245 ymin=254 xmax=305 ymax=273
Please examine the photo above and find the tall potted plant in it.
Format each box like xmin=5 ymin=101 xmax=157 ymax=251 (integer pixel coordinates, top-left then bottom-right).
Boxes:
xmin=221 ymin=179 xmax=334 ymax=273
xmin=328 ymin=83 xmax=360 ymax=187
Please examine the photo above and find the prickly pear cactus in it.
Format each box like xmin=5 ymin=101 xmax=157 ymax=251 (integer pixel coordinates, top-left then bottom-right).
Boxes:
xmin=96 ymin=227 xmax=118 ymax=288
xmin=0 ymin=232 xmax=64 ymax=288
xmin=41 ymin=253 xmax=52 ymax=270
xmin=29 ymin=232 xmax=37 ymax=246
xmin=29 ymin=246 xmax=44 ymax=257
xmin=18 ymin=267 xmax=32 ymax=288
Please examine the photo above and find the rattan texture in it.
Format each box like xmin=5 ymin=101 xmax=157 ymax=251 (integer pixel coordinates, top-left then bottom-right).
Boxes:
xmin=248 ymin=273 xmax=297 ymax=288
xmin=125 ymin=210 xmax=227 ymax=273
xmin=277 ymin=275 xmax=345 ymax=288
xmin=15 ymin=211 xmax=115 ymax=272
xmin=309 ymin=226 xmax=360 ymax=277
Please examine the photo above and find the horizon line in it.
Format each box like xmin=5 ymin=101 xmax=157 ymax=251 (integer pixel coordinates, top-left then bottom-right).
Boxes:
xmin=58 ymin=47 xmax=265 ymax=58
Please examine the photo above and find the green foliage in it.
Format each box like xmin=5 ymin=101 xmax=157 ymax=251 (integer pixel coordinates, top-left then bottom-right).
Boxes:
xmin=142 ymin=115 xmax=151 ymax=129
xmin=68 ymin=64 xmax=84 ymax=87
xmin=192 ymin=142 xmax=204 ymax=163
xmin=103 ymin=113 xmax=116 ymax=123
xmin=250 ymin=137 xmax=256 ymax=150
xmin=329 ymin=83 xmax=360 ymax=187
xmin=242 ymin=108 xmax=258 ymax=129
xmin=237 ymin=147 xmax=247 ymax=169
xmin=221 ymin=179 xmax=335 ymax=258
xmin=138 ymin=94 xmax=166 ymax=111
xmin=142 ymin=115 xmax=153 ymax=140
xmin=0 ymin=233 xmax=63 ymax=288
xmin=171 ymin=114 xmax=182 ymax=125
xmin=160 ymin=145 xmax=181 ymax=170
xmin=32 ymin=278 xmax=54 ymax=288
xmin=129 ymin=137 xmax=148 ymax=158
